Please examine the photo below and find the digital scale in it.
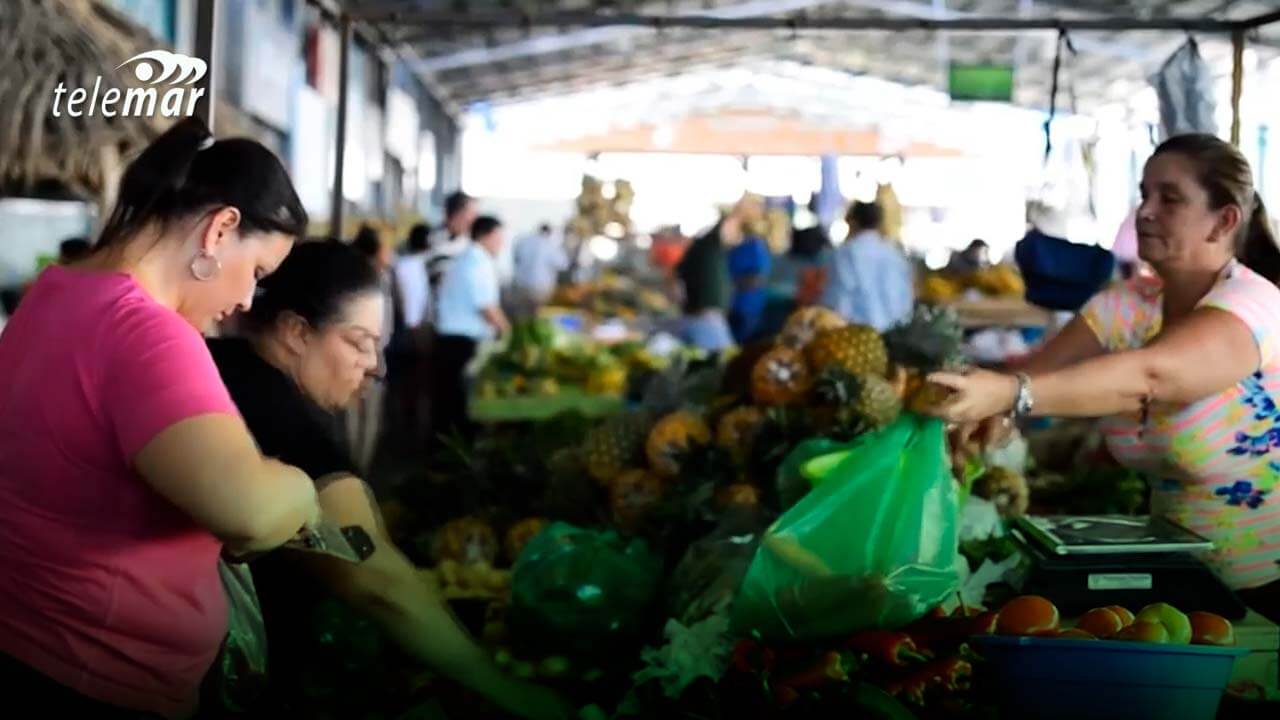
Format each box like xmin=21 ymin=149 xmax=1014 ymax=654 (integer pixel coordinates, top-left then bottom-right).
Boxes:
xmin=1011 ymin=515 xmax=1249 ymax=620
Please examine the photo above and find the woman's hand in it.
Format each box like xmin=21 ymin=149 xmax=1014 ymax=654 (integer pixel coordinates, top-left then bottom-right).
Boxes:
xmin=925 ymin=368 xmax=1020 ymax=424
xmin=947 ymin=415 xmax=1016 ymax=478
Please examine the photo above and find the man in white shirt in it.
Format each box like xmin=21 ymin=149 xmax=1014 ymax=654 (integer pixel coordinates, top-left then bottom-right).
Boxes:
xmin=388 ymin=223 xmax=432 ymax=446
xmin=393 ymin=223 xmax=433 ymax=332
xmin=821 ymin=201 xmax=915 ymax=331
xmin=431 ymin=216 xmax=510 ymax=442
xmin=425 ymin=191 xmax=478 ymax=312
xmin=510 ymin=223 xmax=569 ymax=319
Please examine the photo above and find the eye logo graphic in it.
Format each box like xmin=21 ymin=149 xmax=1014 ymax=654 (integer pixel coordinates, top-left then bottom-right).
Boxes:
xmin=52 ymin=49 xmax=208 ymax=119
xmin=118 ymin=50 xmax=208 ymax=86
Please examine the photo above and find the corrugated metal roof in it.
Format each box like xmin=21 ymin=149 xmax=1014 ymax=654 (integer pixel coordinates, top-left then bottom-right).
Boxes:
xmin=345 ymin=0 xmax=1280 ymax=116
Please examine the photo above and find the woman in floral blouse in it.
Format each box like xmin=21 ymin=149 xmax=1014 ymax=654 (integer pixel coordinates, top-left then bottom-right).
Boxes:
xmin=930 ymin=134 xmax=1280 ymax=618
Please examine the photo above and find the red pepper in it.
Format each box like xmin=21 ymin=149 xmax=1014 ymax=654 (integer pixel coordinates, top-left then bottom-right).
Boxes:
xmin=920 ymin=657 xmax=973 ymax=692
xmin=777 ymin=651 xmax=848 ymax=690
xmin=966 ymin=610 xmax=998 ymax=636
xmin=773 ymin=684 xmax=801 ymax=707
xmin=885 ymin=657 xmax=973 ymax=705
xmin=730 ymin=639 xmax=777 ymax=674
xmin=885 ymin=675 xmax=929 ymax=706
xmin=844 ymin=630 xmax=928 ymax=667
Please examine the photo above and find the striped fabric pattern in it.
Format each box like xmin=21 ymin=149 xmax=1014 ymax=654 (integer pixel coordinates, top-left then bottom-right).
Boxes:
xmin=1081 ymin=261 xmax=1280 ymax=589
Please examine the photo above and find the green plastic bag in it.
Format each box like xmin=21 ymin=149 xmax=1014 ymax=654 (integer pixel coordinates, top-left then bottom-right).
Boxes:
xmin=732 ymin=413 xmax=961 ymax=640
xmin=507 ymin=522 xmax=661 ymax=660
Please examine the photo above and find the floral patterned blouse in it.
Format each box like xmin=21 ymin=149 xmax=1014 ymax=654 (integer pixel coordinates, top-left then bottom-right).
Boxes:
xmin=1080 ymin=260 xmax=1280 ymax=589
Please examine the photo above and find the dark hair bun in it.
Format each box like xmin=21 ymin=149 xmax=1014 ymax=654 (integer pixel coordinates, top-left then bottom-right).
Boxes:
xmin=242 ymin=240 xmax=381 ymax=333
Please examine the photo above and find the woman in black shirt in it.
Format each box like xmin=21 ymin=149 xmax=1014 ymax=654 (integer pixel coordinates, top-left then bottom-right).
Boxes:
xmin=209 ymin=241 xmax=569 ymax=719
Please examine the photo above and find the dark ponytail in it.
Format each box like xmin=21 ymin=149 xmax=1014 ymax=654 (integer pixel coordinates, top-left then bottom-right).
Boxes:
xmin=239 ymin=240 xmax=380 ymax=335
xmin=97 ymin=117 xmax=307 ymax=250
xmin=1239 ymin=199 xmax=1280 ymax=283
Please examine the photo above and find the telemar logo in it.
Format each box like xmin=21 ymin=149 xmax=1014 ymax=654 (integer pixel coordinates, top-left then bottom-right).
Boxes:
xmin=52 ymin=50 xmax=208 ymax=118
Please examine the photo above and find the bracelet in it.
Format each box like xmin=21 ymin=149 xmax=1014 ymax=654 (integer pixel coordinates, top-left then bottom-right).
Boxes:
xmin=1012 ymin=372 xmax=1034 ymax=418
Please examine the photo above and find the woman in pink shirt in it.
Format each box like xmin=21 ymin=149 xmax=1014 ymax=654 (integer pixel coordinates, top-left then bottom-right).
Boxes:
xmin=0 ymin=118 xmax=321 ymax=717
xmin=929 ymin=135 xmax=1280 ymax=620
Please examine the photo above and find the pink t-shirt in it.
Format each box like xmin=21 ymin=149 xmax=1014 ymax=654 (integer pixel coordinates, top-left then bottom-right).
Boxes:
xmin=0 ymin=266 xmax=237 ymax=716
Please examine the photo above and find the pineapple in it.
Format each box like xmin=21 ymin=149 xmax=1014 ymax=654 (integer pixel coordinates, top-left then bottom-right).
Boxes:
xmin=813 ymin=368 xmax=901 ymax=435
xmin=715 ymin=483 xmax=761 ymax=509
xmin=582 ymin=411 xmax=650 ymax=485
xmin=609 ymin=469 xmax=665 ymax=532
xmin=716 ymin=406 xmax=766 ymax=464
xmin=854 ymin=373 xmax=902 ymax=430
xmin=907 ymin=381 xmax=954 ymax=415
xmin=645 ymin=410 xmax=711 ymax=478
xmin=504 ymin=517 xmax=549 ymax=564
xmin=751 ymin=346 xmax=814 ymax=406
xmin=777 ymin=306 xmax=847 ymax=349
xmin=883 ymin=305 xmax=965 ymax=373
xmin=805 ymin=325 xmax=889 ymax=378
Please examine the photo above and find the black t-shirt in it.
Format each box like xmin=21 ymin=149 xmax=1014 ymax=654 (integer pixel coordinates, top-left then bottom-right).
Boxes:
xmin=207 ymin=338 xmax=361 ymax=705
xmin=208 ymin=337 xmax=355 ymax=481
xmin=676 ymin=223 xmax=731 ymax=314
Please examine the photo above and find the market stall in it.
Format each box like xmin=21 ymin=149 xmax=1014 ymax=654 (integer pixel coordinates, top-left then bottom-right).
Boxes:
xmin=366 ymin=300 xmax=1279 ymax=718
xmin=255 ymin=3 xmax=1280 ymax=718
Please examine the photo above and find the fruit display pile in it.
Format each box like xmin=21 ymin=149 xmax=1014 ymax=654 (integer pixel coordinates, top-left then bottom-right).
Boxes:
xmin=548 ymin=273 xmax=676 ymax=322
xmin=474 ymin=318 xmax=671 ymax=400
xmin=919 ymin=264 xmax=1026 ymax=304
xmin=715 ymin=595 xmax=1240 ymax=719
xmin=361 ymin=303 xmax=1114 ymax=719
xmin=359 ymin=259 xmax=1278 ymax=720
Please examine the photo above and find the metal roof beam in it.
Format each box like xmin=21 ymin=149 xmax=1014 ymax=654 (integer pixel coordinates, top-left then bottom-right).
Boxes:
xmin=408 ymin=0 xmax=1208 ymax=77
xmin=387 ymin=10 xmax=1239 ymax=33
xmin=400 ymin=0 xmax=843 ymax=73
xmin=1242 ymin=9 xmax=1280 ymax=30
xmin=448 ymin=44 xmax=764 ymax=104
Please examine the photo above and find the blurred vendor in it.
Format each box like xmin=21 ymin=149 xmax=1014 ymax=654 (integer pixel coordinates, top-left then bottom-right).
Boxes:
xmin=727 ymin=234 xmax=772 ymax=343
xmin=426 ymin=191 xmax=478 ymax=303
xmin=929 ymin=135 xmax=1280 ymax=616
xmin=947 ymin=238 xmax=991 ymax=275
xmin=209 ymin=240 xmax=568 ymax=719
xmin=511 ymin=223 xmax=569 ymax=319
xmin=676 ymin=194 xmax=763 ymax=351
xmin=822 ymin=201 xmax=914 ymax=331
xmin=431 ymin=216 xmax=510 ymax=442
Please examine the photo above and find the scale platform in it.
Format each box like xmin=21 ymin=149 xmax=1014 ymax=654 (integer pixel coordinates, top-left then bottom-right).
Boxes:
xmin=1011 ymin=515 xmax=1248 ymax=620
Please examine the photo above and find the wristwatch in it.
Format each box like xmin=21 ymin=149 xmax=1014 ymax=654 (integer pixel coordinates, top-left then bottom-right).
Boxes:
xmin=1012 ymin=372 xmax=1034 ymax=419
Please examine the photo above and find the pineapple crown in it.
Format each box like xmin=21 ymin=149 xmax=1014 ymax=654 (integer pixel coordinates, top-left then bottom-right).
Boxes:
xmin=883 ymin=304 xmax=966 ymax=372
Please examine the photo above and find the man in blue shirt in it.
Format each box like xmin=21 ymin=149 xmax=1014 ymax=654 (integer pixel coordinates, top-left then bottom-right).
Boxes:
xmin=431 ymin=216 xmax=510 ymax=442
xmin=822 ymin=201 xmax=914 ymax=331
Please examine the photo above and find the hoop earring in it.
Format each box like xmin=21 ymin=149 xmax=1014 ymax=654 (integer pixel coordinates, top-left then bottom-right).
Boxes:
xmin=190 ymin=249 xmax=221 ymax=281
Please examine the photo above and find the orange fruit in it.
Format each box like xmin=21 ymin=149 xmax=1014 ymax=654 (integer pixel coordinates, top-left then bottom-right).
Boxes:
xmin=1115 ymin=620 xmax=1170 ymax=644
xmin=997 ymin=595 xmax=1061 ymax=636
xmin=1105 ymin=605 xmax=1135 ymax=627
xmin=1076 ymin=608 xmax=1125 ymax=639
xmin=1056 ymin=628 xmax=1096 ymax=640
xmin=1188 ymin=612 xmax=1235 ymax=646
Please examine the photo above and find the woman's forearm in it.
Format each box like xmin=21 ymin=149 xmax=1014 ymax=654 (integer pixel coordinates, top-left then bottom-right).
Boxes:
xmin=352 ymin=570 xmax=523 ymax=707
xmin=1029 ymin=350 xmax=1152 ymax=418
xmin=225 ymin=460 xmax=317 ymax=554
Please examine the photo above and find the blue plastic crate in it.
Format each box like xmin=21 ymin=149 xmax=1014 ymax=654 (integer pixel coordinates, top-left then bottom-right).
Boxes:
xmin=972 ymin=635 xmax=1246 ymax=720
